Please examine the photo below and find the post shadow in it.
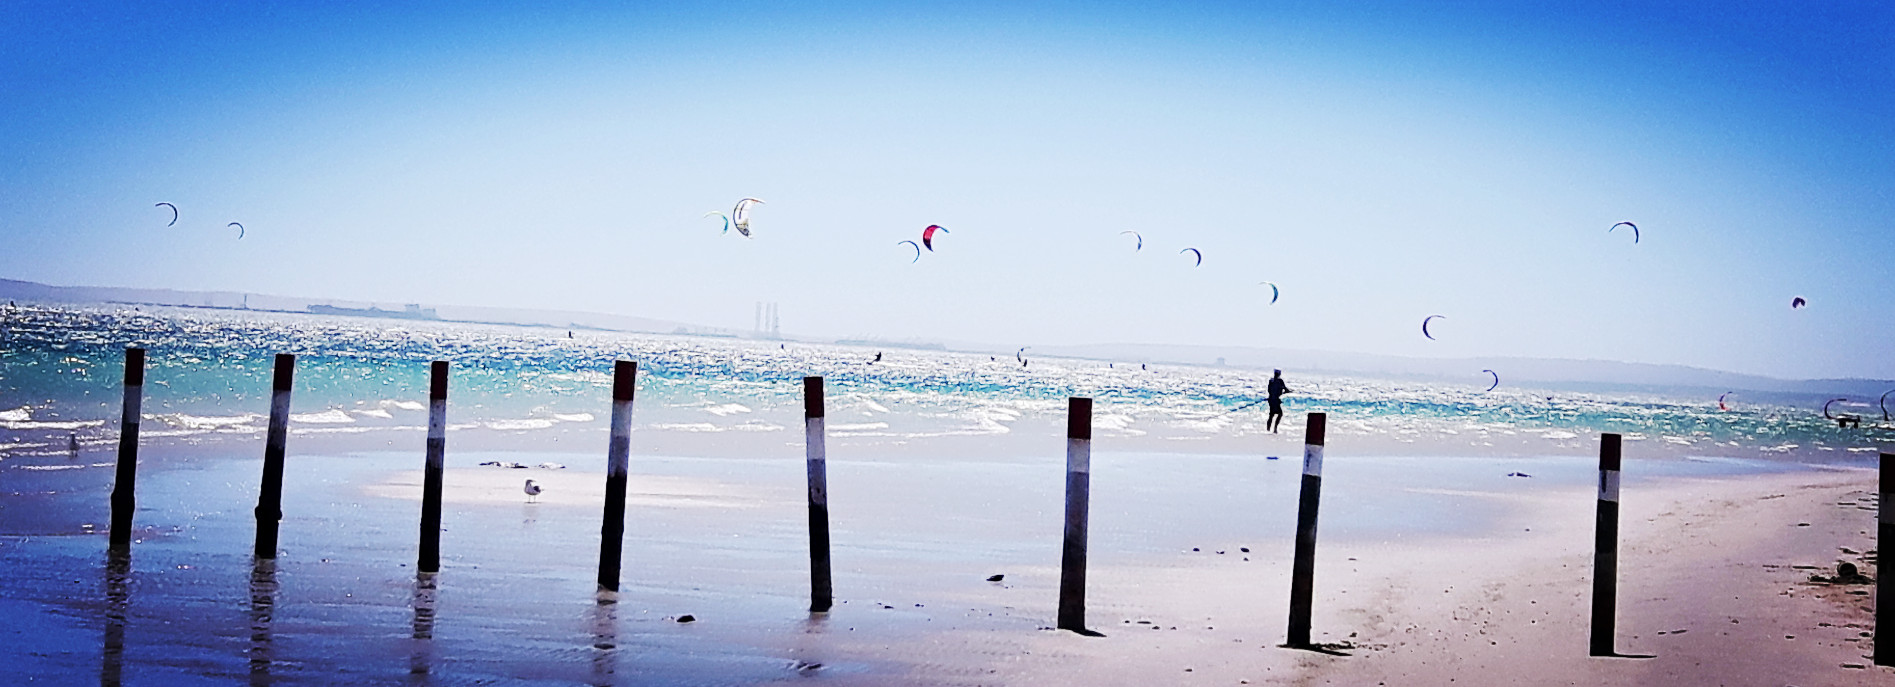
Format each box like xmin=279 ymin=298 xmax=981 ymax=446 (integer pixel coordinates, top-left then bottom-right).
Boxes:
xmin=100 ymin=550 xmax=130 ymax=687
xmin=590 ymin=592 xmax=619 ymax=687
xmin=249 ymin=557 xmax=279 ymax=686
xmin=409 ymin=571 xmax=438 ymax=679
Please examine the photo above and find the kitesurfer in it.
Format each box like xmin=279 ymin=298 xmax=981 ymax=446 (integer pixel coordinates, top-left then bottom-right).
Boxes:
xmin=1266 ymin=369 xmax=1292 ymax=433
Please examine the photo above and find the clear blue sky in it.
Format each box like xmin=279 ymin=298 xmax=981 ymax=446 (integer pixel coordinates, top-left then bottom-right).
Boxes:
xmin=3 ymin=1 xmax=1890 ymax=379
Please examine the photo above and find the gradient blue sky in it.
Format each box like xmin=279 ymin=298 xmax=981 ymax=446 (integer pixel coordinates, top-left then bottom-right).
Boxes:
xmin=3 ymin=1 xmax=1890 ymax=379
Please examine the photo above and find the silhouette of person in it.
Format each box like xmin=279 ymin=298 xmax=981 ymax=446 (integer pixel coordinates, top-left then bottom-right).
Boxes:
xmin=1266 ymin=369 xmax=1291 ymax=433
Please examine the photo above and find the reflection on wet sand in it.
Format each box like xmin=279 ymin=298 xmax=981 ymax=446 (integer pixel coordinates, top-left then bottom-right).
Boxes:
xmin=409 ymin=572 xmax=438 ymax=681
xmin=590 ymin=591 xmax=618 ymax=687
xmin=101 ymin=551 xmax=130 ymax=687
xmin=790 ymin=613 xmax=830 ymax=676
xmin=249 ymin=557 xmax=278 ymax=686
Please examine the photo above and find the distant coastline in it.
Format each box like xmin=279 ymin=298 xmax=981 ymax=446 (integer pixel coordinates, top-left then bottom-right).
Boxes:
xmin=307 ymin=303 xmax=438 ymax=320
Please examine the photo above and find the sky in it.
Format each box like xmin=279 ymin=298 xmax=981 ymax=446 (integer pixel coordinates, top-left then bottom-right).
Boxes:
xmin=2 ymin=1 xmax=1890 ymax=380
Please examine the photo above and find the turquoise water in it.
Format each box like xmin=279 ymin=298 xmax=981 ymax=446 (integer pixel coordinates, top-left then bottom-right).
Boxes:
xmin=1 ymin=303 xmax=1888 ymax=465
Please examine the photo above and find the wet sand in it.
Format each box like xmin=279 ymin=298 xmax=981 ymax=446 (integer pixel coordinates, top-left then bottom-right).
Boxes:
xmin=0 ymin=446 xmax=1884 ymax=685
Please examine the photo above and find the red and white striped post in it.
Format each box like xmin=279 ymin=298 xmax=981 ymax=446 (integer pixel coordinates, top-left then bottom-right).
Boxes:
xmin=1877 ymin=452 xmax=1891 ymax=666
xmin=804 ymin=376 xmax=833 ymax=612
xmin=107 ymin=347 xmax=145 ymax=551
xmin=253 ymin=354 xmax=294 ymax=559
xmin=1057 ymin=397 xmax=1094 ymax=634
xmin=1590 ymin=433 xmax=1623 ymax=656
xmin=597 ymin=361 xmax=637 ymax=593
xmin=1286 ymin=412 xmax=1326 ymax=647
xmin=418 ymin=361 xmax=448 ymax=573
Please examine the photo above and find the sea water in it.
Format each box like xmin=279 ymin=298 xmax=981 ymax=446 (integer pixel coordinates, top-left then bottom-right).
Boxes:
xmin=1 ymin=303 xmax=1886 ymax=464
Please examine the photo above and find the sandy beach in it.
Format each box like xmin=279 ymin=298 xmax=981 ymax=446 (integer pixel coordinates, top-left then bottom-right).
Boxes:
xmin=323 ymin=449 xmax=1886 ymax=685
xmin=845 ymin=465 xmax=1884 ymax=686
xmin=1 ymin=438 xmax=1886 ymax=685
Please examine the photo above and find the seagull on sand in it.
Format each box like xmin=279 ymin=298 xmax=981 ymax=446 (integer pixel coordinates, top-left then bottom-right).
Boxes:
xmin=524 ymin=479 xmax=542 ymax=503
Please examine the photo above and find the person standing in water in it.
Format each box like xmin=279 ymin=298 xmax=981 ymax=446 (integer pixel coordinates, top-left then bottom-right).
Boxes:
xmin=1266 ymin=369 xmax=1291 ymax=433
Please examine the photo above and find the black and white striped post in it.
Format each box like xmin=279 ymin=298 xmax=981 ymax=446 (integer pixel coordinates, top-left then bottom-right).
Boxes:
xmin=1286 ymin=411 xmax=1326 ymax=647
xmin=804 ymin=376 xmax=834 ymax=613
xmin=1877 ymin=452 xmax=1891 ymax=667
xmin=597 ymin=361 xmax=636 ymax=593
xmin=1057 ymin=397 xmax=1093 ymax=634
xmin=418 ymin=361 xmax=448 ymax=573
xmin=107 ymin=347 xmax=145 ymax=551
xmin=253 ymin=354 xmax=295 ymax=560
xmin=1590 ymin=433 xmax=1623 ymax=657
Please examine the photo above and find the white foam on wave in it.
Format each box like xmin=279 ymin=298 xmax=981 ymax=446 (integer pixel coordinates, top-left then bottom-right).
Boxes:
xmin=1540 ymin=430 xmax=1579 ymax=440
xmin=705 ymin=404 xmax=752 ymax=417
xmin=1093 ymin=413 xmax=1147 ymax=436
xmin=0 ymin=407 xmax=31 ymax=423
xmin=552 ymin=413 xmax=595 ymax=422
xmin=291 ymin=409 xmax=355 ymax=424
xmin=829 ymin=422 xmax=889 ymax=431
xmin=353 ymin=409 xmax=394 ymax=419
xmin=380 ymin=400 xmax=425 ymax=412
xmin=485 ymin=419 xmax=557 ymax=431
xmin=161 ymin=413 xmax=261 ymax=429
xmin=291 ymin=426 xmax=379 ymax=435
xmin=652 ymin=422 xmax=719 ymax=432
xmin=17 ymin=463 xmax=91 ymax=471
xmin=1 ymin=419 xmax=105 ymax=430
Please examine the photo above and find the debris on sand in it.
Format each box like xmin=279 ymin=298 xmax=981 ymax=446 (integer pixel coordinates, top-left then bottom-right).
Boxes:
xmin=1809 ymin=562 xmax=1872 ymax=585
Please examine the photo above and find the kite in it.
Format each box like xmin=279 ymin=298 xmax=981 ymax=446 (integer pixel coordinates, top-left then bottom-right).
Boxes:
xmin=1791 ymin=297 xmax=1807 ymax=309
xmin=732 ymin=198 xmax=764 ymax=237
xmin=1259 ymin=281 xmax=1279 ymax=304
xmin=1421 ymin=315 xmax=1445 ymax=341
xmin=1823 ymin=397 xmax=1847 ymax=419
xmin=1610 ymin=221 xmax=1639 ymax=243
xmin=1718 ymin=392 xmax=1732 ymax=412
xmin=898 ymin=240 xmax=921 ymax=263
xmin=703 ymin=211 xmax=731 ymax=234
xmin=228 ymin=222 xmax=245 ymax=239
xmin=922 ymin=224 xmax=948 ymax=251
xmin=1180 ymin=247 xmax=1202 ymax=266
xmin=1482 ymin=369 xmax=1499 ymax=392
xmin=1882 ymin=389 xmax=1892 ymax=421
xmin=156 ymin=202 xmax=178 ymax=227
xmin=1016 ymin=346 xmax=1029 ymax=363
xmin=1120 ymin=230 xmax=1142 ymax=251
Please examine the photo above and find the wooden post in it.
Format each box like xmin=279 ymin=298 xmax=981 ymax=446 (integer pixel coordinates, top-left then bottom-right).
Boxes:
xmin=1590 ymin=433 xmax=1622 ymax=657
xmin=418 ymin=361 xmax=448 ymax=573
xmin=253 ymin=354 xmax=294 ymax=559
xmin=108 ymin=347 xmax=145 ymax=551
xmin=1057 ymin=397 xmax=1093 ymax=634
xmin=1286 ymin=412 xmax=1327 ymax=647
xmin=1877 ymin=452 xmax=1892 ymax=667
xmin=597 ymin=361 xmax=636 ymax=593
xmin=804 ymin=376 xmax=833 ymax=612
